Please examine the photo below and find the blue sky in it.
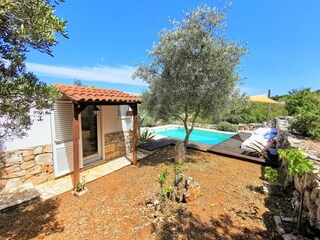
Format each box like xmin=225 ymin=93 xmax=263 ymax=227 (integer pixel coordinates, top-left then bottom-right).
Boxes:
xmin=26 ymin=0 xmax=320 ymax=96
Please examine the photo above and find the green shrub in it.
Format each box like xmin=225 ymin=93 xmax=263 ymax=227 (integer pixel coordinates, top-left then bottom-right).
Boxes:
xmin=278 ymin=149 xmax=314 ymax=177
xmin=140 ymin=113 xmax=157 ymax=127
xmin=285 ymin=88 xmax=320 ymax=140
xmin=291 ymin=113 xmax=320 ymax=140
xmin=216 ymin=121 xmax=238 ymax=132
xmin=139 ymin=129 xmax=155 ymax=143
xmin=264 ymin=166 xmax=279 ymax=183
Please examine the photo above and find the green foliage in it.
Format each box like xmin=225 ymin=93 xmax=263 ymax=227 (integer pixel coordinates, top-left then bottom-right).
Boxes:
xmin=174 ymin=159 xmax=184 ymax=175
xmin=285 ymin=89 xmax=320 ymax=140
xmin=158 ymin=164 xmax=170 ymax=194
xmin=216 ymin=121 xmax=238 ymax=132
xmin=140 ymin=112 xmax=157 ymax=127
xmin=133 ymin=4 xmax=247 ymax=146
xmin=0 ymin=0 xmax=67 ymax=139
xmin=162 ymin=185 xmax=174 ymax=199
xmin=75 ymin=177 xmax=86 ymax=192
xmin=278 ymin=149 xmax=314 ymax=177
xmin=264 ymin=167 xmax=279 ymax=183
xmin=139 ymin=129 xmax=155 ymax=143
xmin=224 ymin=102 xmax=287 ymax=124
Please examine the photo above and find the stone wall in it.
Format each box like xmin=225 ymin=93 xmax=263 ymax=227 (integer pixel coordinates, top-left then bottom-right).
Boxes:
xmin=104 ymin=131 xmax=132 ymax=161
xmin=171 ymin=121 xmax=265 ymax=131
xmin=0 ymin=144 xmax=53 ymax=192
xmin=275 ymin=117 xmax=320 ymax=229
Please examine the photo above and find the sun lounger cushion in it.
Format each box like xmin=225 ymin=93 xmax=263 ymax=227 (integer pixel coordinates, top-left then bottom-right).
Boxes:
xmin=241 ymin=128 xmax=277 ymax=153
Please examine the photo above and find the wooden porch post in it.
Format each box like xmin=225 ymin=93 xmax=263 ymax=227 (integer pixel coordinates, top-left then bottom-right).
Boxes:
xmin=131 ymin=103 xmax=138 ymax=166
xmin=72 ymin=103 xmax=80 ymax=189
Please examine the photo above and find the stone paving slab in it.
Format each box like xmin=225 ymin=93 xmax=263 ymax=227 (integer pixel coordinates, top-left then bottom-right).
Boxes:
xmin=0 ymin=183 xmax=40 ymax=211
xmin=0 ymin=151 xmax=150 ymax=209
xmin=36 ymin=151 xmax=149 ymax=201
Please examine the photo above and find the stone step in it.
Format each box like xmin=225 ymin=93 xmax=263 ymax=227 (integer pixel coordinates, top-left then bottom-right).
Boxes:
xmin=0 ymin=183 xmax=40 ymax=211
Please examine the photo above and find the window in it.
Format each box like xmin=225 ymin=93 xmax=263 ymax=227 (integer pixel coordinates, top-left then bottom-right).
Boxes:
xmin=118 ymin=105 xmax=130 ymax=117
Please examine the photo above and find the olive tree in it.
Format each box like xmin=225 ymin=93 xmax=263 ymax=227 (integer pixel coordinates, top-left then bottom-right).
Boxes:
xmin=0 ymin=0 xmax=67 ymax=139
xmin=133 ymin=5 xmax=247 ymax=147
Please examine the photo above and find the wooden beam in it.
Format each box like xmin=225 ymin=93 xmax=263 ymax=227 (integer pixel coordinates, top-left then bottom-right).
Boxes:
xmin=72 ymin=102 xmax=80 ymax=189
xmin=131 ymin=103 xmax=138 ymax=166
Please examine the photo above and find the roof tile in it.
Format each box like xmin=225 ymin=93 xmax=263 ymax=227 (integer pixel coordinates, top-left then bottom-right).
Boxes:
xmin=53 ymin=84 xmax=141 ymax=103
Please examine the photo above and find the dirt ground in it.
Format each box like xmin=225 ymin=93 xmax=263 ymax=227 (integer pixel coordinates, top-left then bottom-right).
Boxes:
xmin=0 ymin=147 xmax=291 ymax=240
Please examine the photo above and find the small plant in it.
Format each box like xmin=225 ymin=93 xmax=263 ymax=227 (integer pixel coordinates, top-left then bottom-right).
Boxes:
xmin=162 ymin=185 xmax=174 ymax=199
xmin=264 ymin=166 xmax=279 ymax=184
xmin=158 ymin=164 xmax=170 ymax=196
xmin=75 ymin=176 xmax=86 ymax=192
xmin=139 ymin=129 xmax=155 ymax=143
xmin=278 ymin=149 xmax=314 ymax=177
xmin=278 ymin=148 xmax=315 ymax=230
xmin=174 ymin=158 xmax=188 ymax=185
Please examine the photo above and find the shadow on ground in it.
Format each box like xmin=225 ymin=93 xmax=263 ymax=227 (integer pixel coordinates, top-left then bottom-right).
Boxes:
xmin=152 ymin=207 xmax=272 ymax=239
xmin=138 ymin=146 xmax=208 ymax=168
xmin=0 ymin=198 xmax=63 ymax=240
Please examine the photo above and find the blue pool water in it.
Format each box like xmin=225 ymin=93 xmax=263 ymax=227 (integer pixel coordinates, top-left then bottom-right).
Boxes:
xmin=155 ymin=127 xmax=234 ymax=145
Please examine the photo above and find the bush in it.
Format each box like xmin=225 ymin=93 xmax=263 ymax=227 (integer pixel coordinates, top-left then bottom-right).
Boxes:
xmin=216 ymin=121 xmax=238 ymax=132
xmin=285 ymin=88 xmax=320 ymax=140
xmin=139 ymin=129 xmax=155 ymax=143
xmin=140 ymin=113 xmax=157 ymax=127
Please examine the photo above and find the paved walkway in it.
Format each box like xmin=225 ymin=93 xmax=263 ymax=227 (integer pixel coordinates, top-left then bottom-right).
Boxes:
xmin=36 ymin=152 xmax=148 ymax=200
xmin=0 ymin=151 xmax=149 ymax=210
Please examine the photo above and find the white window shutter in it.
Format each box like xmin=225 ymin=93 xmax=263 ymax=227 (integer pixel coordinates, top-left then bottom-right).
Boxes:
xmin=52 ymin=101 xmax=74 ymax=177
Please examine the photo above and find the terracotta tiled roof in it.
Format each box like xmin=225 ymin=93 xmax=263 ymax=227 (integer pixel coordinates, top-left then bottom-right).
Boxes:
xmin=53 ymin=84 xmax=141 ymax=103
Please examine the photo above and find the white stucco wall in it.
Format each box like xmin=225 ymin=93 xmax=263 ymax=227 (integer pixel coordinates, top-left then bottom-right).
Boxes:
xmin=0 ymin=105 xmax=133 ymax=153
xmin=102 ymin=105 xmax=133 ymax=134
xmin=0 ymin=113 xmax=52 ymax=152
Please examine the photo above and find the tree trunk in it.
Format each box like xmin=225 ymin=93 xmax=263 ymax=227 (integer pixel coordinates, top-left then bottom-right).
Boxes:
xmin=184 ymin=129 xmax=191 ymax=148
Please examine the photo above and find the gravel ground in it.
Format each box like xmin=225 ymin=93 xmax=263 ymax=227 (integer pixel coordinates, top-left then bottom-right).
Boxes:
xmin=0 ymin=146 xmax=291 ymax=240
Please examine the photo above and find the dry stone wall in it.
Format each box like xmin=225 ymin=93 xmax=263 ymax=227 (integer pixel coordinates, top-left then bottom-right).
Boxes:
xmin=0 ymin=144 xmax=54 ymax=192
xmin=104 ymin=131 xmax=132 ymax=161
xmin=275 ymin=117 xmax=320 ymax=230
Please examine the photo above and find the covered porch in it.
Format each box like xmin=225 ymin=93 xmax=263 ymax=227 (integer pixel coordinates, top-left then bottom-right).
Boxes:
xmin=54 ymin=84 xmax=142 ymax=188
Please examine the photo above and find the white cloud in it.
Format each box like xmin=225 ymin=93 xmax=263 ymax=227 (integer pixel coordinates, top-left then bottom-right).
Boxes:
xmin=26 ymin=62 xmax=146 ymax=86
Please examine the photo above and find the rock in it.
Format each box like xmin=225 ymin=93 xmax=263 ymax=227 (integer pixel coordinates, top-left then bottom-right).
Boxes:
xmin=22 ymin=148 xmax=34 ymax=157
xmin=184 ymin=182 xmax=201 ymax=203
xmin=154 ymin=200 xmax=160 ymax=206
xmin=3 ymin=178 xmax=22 ymax=191
xmin=35 ymin=153 xmax=52 ymax=165
xmin=27 ymin=173 xmax=49 ymax=186
xmin=282 ymin=234 xmax=305 ymax=240
xmin=0 ymin=183 xmax=40 ymax=211
xmin=23 ymin=155 xmax=35 ymax=162
xmin=4 ymin=154 xmax=23 ymax=166
xmin=0 ymin=179 xmax=7 ymax=190
xmin=41 ymin=165 xmax=54 ymax=173
xmin=43 ymin=144 xmax=52 ymax=153
xmin=26 ymin=165 xmax=42 ymax=175
xmin=3 ymin=165 xmax=25 ymax=178
xmin=274 ymin=215 xmax=285 ymax=236
xmin=33 ymin=146 xmax=43 ymax=155
xmin=20 ymin=161 xmax=35 ymax=170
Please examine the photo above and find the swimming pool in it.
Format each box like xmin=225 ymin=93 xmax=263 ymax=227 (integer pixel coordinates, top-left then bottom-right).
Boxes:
xmin=154 ymin=127 xmax=234 ymax=145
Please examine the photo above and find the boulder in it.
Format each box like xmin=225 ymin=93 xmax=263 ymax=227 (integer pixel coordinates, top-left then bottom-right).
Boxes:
xmin=184 ymin=177 xmax=201 ymax=203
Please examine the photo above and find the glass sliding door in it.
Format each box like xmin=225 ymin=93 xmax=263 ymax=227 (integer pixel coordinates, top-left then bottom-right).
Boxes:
xmin=81 ymin=105 xmax=99 ymax=161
